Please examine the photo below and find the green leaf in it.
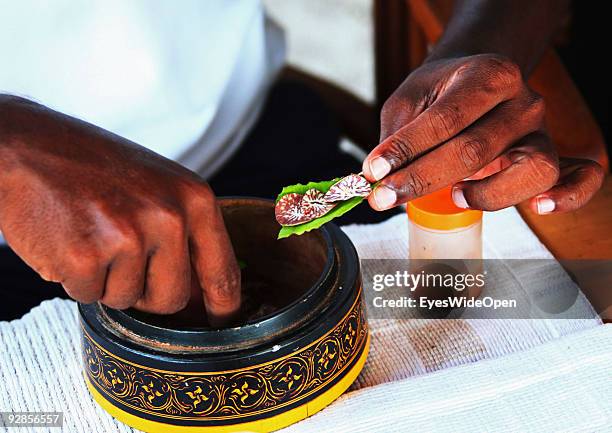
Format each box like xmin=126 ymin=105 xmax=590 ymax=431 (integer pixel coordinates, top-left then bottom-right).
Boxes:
xmin=275 ymin=178 xmax=341 ymax=203
xmin=275 ymin=178 xmax=367 ymax=239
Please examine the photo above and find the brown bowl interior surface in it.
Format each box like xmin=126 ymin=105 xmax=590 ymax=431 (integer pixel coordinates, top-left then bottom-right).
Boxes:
xmin=126 ymin=198 xmax=329 ymax=329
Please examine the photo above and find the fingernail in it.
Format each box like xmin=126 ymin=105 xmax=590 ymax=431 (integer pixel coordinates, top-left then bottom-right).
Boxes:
xmin=452 ymin=186 xmax=469 ymax=209
xmin=536 ymin=196 xmax=555 ymax=214
xmin=372 ymin=185 xmax=397 ymax=210
xmin=368 ymin=157 xmax=391 ymax=181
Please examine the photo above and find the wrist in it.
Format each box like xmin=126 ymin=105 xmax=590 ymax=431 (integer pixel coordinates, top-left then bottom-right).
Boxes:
xmin=422 ymin=0 xmax=570 ymax=77
xmin=0 ymin=95 xmax=33 ymax=141
xmin=424 ymin=41 xmax=527 ymax=75
xmin=0 ymin=95 xmax=38 ymax=177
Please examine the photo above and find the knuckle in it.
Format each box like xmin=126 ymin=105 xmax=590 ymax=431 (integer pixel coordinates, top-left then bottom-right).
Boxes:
xmin=456 ymin=136 xmax=488 ymax=172
xmin=480 ymin=54 xmax=521 ymax=81
xmin=380 ymin=98 xmax=398 ymax=121
xmin=108 ymin=228 xmax=143 ymax=255
xmin=387 ymin=134 xmax=416 ymax=163
xmin=499 ymin=59 xmax=522 ymax=83
xmin=525 ymin=151 xmax=560 ymax=189
xmin=473 ymin=54 xmax=522 ymax=93
xmin=381 ymin=95 xmax=413 ymax=121
xmin=155 ymin=207 xmax=187 ymax=237
xmin=452 ymin=62 xmax=473 ymax=79
xmin=380 ymin=94 xmax=421 ymax=144
xmin=184 ymin=181 xmax=216 ymax=212
xmin=62 ymin=248 xmax=100 ymax=279
xmin=400 ymin=171 xmax=427 ymax=198
xmin=426 ymin=103 xmax=462 ymax=140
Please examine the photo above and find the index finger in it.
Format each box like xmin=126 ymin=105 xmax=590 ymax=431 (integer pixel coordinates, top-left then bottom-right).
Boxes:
xmin=188 ymin=192 xmax=241 ymax=327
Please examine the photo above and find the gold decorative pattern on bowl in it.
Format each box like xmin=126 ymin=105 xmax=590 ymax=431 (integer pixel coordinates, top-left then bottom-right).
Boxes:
xmin=82 ymin=294 xmax=368 ymax=422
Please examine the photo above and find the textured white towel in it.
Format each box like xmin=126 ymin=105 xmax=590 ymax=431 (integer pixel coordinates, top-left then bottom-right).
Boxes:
xmin=343 ymin=208 xmax=601 ymax=390
xmin=284 ymin=325 xmax=612 ymax=433
xmin=0 ymin=207 xmax=604 ymax=432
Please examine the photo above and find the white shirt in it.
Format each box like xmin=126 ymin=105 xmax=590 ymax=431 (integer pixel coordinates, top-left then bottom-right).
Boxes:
xmin=0 ymin=0 xmax=285 ymax=178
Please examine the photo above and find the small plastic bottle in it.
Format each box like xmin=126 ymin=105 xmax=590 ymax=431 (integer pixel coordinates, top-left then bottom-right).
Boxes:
xmin=407 ymin=186 xmax=484 ymax=304
xmin=407 ymin=186 xmax=483 ymax=260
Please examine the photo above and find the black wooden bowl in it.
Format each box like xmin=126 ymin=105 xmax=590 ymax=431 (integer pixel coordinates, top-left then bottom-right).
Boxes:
xmin=79 ymin=197 xmax=369 ymax=432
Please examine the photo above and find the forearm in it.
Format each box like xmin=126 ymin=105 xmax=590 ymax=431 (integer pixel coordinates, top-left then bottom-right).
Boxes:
xmin=426 ymin=0 xmax=570 ymax=76
xmin=0 ymin=94 xmax=41 ymax=150
xmin=0 ymin=95 xmax=29 ymax=175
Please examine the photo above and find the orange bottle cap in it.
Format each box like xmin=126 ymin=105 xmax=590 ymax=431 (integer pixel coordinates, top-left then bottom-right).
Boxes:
xmin=406 ymin=186 xmax=482 ymax=231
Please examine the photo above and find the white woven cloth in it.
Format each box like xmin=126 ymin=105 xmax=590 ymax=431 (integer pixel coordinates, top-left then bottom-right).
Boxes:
xmin=284 ymin=324 xmax=612 ymax=433
xmin=0 ymin=207 xmax=605 ymax=432
xmin=343 ymin=208 xmax=601 ymax=390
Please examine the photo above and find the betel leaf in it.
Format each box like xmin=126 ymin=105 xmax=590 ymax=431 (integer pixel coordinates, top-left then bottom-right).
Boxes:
xmin=275 ymin=178 xmax=368 ymax=239
xmin=274 ymin=178 xmax=341 ymax=203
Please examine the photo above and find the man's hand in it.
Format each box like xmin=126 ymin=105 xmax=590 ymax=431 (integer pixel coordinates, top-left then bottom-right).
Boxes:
xmin=363 ymin=54 xmax=604 ymax=214
xmin=0 ymin=96 xmax=240 ymax=324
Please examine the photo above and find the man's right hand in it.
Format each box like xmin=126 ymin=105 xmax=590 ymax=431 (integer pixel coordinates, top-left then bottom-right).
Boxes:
xmin=0 ymin=96 xmax=240 ymax=325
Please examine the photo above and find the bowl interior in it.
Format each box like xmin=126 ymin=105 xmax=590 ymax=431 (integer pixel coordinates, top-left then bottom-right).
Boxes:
xmin=125 ymin=198 xmax=330 ymax=329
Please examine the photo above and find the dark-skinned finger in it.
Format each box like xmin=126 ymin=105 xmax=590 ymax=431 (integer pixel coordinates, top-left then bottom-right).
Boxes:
xmin=368 ymin=96 xmax=544 ymax=210
xmin=59 ymin=249 xmax=107 ymax=304
xmin=99 ymin=251 xmax=146 ymax=310
xmin=528 ymin=158 xmax=604 ymax=214
xmin=364 ymin=56 xmax=524 ymax=182
xmin=451 ymin=134 xmax=559 ymax=211
xmin=133 ymin=211 xmax=191 ymax=315
xmin=187 ymin=188 xmax=240 ymax=327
